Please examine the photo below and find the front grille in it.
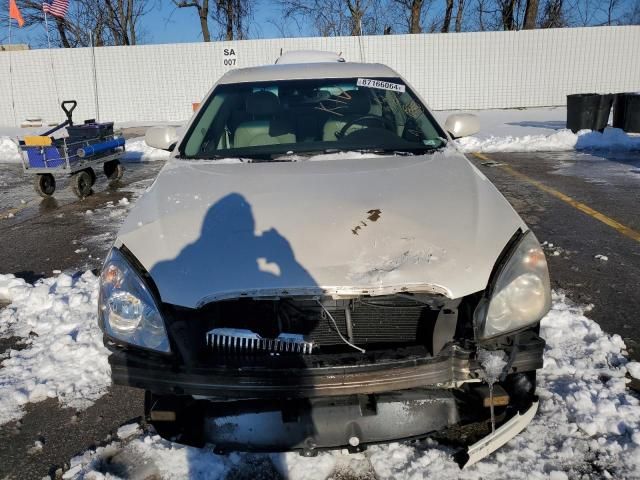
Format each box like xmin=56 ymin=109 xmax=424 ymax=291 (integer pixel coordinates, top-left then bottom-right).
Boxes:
xmin=199 ymin=295 xmax=439 ymax=355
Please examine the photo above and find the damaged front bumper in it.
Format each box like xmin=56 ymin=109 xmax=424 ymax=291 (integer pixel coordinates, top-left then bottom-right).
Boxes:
xmin=109 ymin=331 xmax=544 ymax=398
xmin=110 ymin=330 xmax=544 ymax=464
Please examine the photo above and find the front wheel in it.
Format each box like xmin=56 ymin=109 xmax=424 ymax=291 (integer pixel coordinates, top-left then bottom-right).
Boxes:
xmin=34 ymin=174 xmax=56 ymax=197
xmin=71 ymin=170 xmax=93 ymax=199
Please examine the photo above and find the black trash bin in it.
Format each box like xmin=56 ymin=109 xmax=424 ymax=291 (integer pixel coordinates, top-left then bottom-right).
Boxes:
xmin=613 ymin=92 xmax=640 ymax=133
xmin=566 ymin=93 xmax=613 ymax=133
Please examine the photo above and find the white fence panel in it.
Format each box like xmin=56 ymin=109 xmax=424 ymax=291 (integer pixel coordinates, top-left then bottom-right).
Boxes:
xmin=0 ymin=26 xmax=638 ymax=124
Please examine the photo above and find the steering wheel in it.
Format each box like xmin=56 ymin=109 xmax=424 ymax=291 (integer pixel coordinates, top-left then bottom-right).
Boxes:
xmin=336 ymin=115 xmax=386 ymax=139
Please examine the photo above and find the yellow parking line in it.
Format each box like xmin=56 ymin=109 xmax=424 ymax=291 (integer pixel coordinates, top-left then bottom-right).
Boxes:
xmin=472 ymin=152 xmax=640 ymax=244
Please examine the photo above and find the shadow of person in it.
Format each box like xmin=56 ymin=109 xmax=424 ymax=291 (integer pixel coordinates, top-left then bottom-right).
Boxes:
xmin=150 ymin=192 xmax=317 ymax=303
xmin=148 ymin=193 xmax=324 ymax=472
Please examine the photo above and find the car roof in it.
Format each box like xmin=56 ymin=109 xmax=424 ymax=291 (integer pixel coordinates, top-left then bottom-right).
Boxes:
xmin=217 ymin=62 xmax=401 ymax=85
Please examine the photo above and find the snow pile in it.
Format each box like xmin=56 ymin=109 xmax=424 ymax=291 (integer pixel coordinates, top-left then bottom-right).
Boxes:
xmin=0 ymin=274 xmax=30 ymax=304
xmin=0 ymin=137 xmax=21 ymax=164
xmin=60 ymin=292 xmax=640 ymax=479
xmin=0 ymin=271 xmax=110 ymax=425
xmin=457 ymin=127 xmax=640 ymax=154
xmin=122 ymin=138 xmax=170 ymax=163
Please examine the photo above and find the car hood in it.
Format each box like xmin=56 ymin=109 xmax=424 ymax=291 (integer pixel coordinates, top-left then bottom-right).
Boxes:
xmin=116 ymin=150 xmax=526 ymax=308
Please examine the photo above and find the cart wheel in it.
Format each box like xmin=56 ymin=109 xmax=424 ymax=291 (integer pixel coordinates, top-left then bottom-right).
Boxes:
xmin=86 ymin=167 xmax=97 ymax=186
xmin=103 ymin=160 xmax=124 ymax=184
xmin=71 ymin=170 xmax=93 ymax=199
xmin=34 ymin=174 xmax=56 ymax=198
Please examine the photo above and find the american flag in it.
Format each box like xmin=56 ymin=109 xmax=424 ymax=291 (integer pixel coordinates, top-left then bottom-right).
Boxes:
xmin=42 ymin=0 xmax=69 ymax=18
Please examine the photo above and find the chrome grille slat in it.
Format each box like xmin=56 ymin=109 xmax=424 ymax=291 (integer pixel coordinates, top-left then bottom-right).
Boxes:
xmin=206 ymin=328 xmax=314 ymax=355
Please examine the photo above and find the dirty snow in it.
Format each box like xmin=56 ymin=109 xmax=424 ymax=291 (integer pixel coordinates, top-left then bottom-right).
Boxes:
xmin=627 ymin=362 xmax=640 ymax=380
xmin=0 ymin=271 xmax=110 ymax=425
xmin=121 ymin=138 xmax=170 ymax=163
xmin=116 ymin=423 xmax=141 ymax=440
xmin=0 ymin=136 xmax=21 ymax=163
xmin=56 ymin=292 xmax=640 ymax=479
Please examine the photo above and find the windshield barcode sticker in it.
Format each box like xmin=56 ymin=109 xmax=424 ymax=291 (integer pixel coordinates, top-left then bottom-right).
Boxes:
xmin=357 ymin=78 xmax=406 ymax=93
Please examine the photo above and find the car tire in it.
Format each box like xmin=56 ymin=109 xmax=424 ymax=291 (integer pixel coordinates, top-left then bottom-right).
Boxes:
xmin=34 ymin=174 xmax=56 ymax=197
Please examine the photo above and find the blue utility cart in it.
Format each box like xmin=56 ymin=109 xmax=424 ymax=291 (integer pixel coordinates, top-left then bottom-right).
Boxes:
xmin=19 ymin=101 xmax=126 ymax=198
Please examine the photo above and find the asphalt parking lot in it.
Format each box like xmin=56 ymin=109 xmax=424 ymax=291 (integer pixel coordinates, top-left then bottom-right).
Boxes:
xmin=0 ymin=145 xmax=639 ymax=479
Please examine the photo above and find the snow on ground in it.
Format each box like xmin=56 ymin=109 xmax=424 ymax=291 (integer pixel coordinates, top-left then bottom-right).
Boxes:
xmin=456 ymin=127 xmax=640 ymax=154
xmin=51 ymin=292 xmax=640 ymax=480
xmin=0 ymin=136 xmax=21 ymax=164
xmin=436 ymin=107 xmax=640 ymax=153
xmin=0 ymin=271 xmax=110 ymax=425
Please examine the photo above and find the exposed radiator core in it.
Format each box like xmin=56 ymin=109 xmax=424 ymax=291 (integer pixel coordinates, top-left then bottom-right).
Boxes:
xmin=206 ymin=328 xmax=315 ymax=355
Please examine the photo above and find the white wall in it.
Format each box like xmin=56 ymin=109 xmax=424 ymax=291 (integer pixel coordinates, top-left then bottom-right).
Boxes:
xmin=1 ymin=26 xmax=638 ymax=124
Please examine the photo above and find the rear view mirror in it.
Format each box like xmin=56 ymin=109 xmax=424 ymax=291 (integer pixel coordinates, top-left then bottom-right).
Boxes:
xmin=444 ymin=114 xmax=480 ymax=139
xmin=145 ymin=126 xmax=178 ymax=151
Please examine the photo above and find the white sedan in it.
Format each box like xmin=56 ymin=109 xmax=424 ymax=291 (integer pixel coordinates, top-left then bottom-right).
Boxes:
xmin=97 ymin=52 xmax=550 ymax=467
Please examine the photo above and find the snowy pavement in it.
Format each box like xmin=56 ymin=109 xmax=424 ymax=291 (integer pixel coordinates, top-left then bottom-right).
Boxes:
xmin=1 ymin=276 xmax=638 ymax=479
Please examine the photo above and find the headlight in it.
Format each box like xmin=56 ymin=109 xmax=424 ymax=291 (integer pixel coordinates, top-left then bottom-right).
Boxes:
xmin=476 ymin=231 xmax=551 ymax=339
xmin=99 ymin=248 xmax=170 ymax=353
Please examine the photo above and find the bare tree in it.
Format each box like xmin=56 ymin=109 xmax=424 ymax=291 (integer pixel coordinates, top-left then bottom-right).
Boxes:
xmin=523 ymin=0 xmax=539 ymax=28
xmin=173 ymin=0 xmax=211 ymax=41
xmin=499 ymin=0 xmax=517 ymax=29
xmin=409 ymin=0 xmax=425 ymax=32
xmin=455 ymin=0 xmax=465 ymax=31
xmin=16 ymin=0 xmax=150 ymax=47
xmin=279 ymin=0 xmax=383 ymax=36
xmin=103 ymin=0 xmax=149 ymax=44
xmin=210 ymin=0 xmax=252 ymax=40
xmin=540 ymin=0 xmax=566 ymax=27
xmin=441 ymin=0 xmax=454 ymax=31
xmin=391 ymin=0 xmax=431 ymax=33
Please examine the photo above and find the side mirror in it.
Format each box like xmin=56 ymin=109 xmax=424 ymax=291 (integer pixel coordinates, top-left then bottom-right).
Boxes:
xmin=145 ymin=126 xmax=178 ymax=151
xmin=444 ymin=114 xmax=480 ymax=139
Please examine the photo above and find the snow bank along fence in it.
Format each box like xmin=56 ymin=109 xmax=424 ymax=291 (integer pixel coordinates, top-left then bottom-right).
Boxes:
xmin=1 ymin=25 xmax=638 ymax=124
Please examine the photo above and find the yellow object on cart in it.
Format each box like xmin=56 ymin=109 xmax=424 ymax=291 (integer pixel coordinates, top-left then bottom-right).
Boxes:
xmin=23 ymin=136 xmax=52 ymax=146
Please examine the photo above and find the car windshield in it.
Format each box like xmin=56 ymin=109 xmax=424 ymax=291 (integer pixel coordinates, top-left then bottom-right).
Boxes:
xmin=179 ymin=77 xmax=447 ymax=160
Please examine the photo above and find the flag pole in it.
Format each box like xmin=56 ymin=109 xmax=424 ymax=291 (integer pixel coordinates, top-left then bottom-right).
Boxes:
xmin=44 ymin=11 xmax=62 ymax=111
xmin=8 ymin=13 xmax=17 ymax=126
xmin=90 ymin=31 xmax=100 ymax=122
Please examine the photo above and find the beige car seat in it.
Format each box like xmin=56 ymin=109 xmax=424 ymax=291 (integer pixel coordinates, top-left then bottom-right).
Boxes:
xmin=234 ymin=91 xmax=296 ymax=148
xmin=322 ymin=89 xmax=379 ymax=141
